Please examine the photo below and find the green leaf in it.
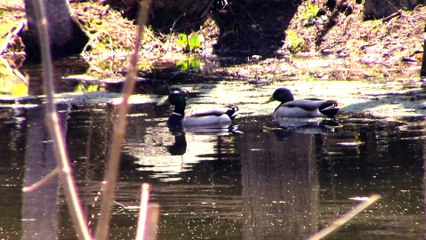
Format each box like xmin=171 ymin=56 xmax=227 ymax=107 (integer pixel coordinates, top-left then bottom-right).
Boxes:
xmin=189 ymin=34 xmax=201 ymax=49
xmin=189 ymin=58 xmax=201 ymax=72
xmin=176 ymin=33 xmax=187 ymax=45
xmin=176 ymin=60 xmax=189 ymax=72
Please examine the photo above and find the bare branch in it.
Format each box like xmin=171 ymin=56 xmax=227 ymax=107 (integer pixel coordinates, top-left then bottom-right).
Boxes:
xmin=22 ymin=167 xmax=59 ymax=192
xmin=143 ymin=204 xmax=160 ymax=240
xmin=94 ymin=0 xmax=152 ymax=239
xmin=135 ymin=183 xmax=150 ymax=240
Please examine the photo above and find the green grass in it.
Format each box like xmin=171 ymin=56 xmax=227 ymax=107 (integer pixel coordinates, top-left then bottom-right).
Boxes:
xmin=285 ymin=29 xmax=305 ymax=53
xmin=299 ymin=3 xmax=320 ymax=26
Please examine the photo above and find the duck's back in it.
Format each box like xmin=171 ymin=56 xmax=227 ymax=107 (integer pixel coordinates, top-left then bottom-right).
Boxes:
xmin=274 ymin=104 xmax=323 ymax=118
xmin=183 ymin=109 xmax=232 ymax=127
xmin=275 ymin=99 xmax=338 ymax=118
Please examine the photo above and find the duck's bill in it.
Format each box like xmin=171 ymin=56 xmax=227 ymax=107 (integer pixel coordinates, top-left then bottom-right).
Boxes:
xmin=263 ymin=96 xmax=275 ymax=104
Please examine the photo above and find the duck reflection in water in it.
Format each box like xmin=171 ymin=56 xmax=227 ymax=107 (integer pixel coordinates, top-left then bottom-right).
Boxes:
xmin=166 ymin=124 xmax=241 ymax=156
xmin=167 ymin=126 xmax=187 ymax=156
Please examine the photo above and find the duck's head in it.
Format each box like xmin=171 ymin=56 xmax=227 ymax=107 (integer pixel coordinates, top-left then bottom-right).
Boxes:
xmin=168 ymin=88 xmax=187 ymax=114
xmin=265 ymin=88 xmax=295 ymax=104
xmin=169 ymin=88 xmax=186 ymax=105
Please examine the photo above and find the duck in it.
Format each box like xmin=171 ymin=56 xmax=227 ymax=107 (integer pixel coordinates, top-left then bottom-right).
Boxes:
xmin=265 ymin=87 xmax=339 ymax=118
xmin=167 ymin=88 xmax=239 ymax=128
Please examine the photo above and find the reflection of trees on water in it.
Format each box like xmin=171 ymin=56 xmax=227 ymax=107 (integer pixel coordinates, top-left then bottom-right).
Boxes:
xmin=423 ymin=133 xmax=426 ymax=234
xmin=13 ymin=103 xmax=426 ymax=239
xmin=0 ymin=109 xmax=26 ymax=239
xmin=22 ymin=105 xmax=70 ymax=239
xmin=318 ymin=121 xmax=426 ymax=238
xmin=238 ymin=129 xmax=319 ymax=239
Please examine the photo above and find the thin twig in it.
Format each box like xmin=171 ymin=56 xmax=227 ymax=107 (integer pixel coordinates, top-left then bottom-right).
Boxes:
xmin=32 ymin=0 xmax=92 ymax=239
xmin=135 ymin=183 xmax=150 ymax=240
xmin=22 ymin=167 xmax=59 ymax=192
xmin=94 ymin=0 xmax=152 ymax=239
xmin=0 ymin=56 xmax=28 ymax=84
xmin=308 ymin=194 xmax=381 ymax=240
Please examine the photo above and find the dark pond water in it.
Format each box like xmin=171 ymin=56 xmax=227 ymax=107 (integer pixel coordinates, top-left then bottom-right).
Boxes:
xmin=0 ymin=81 xmax=425 ymax=240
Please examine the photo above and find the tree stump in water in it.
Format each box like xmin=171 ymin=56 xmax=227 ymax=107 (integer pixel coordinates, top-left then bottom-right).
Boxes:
xmin=22 ymin=0 xmax=89 ymax=63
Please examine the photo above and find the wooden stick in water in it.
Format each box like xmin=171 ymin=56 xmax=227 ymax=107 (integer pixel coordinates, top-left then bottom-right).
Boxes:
xmin=308 ymin=194 xmax=381 ymax=240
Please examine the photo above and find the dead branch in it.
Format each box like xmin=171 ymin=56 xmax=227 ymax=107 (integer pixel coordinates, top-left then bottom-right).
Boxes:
xmin=22 ymin=167 xmax=59 ymax=192
xmin=308 ymin=194 xmax=381 ymax=240
xmin=94 ymin=0 xmax=152 ymax=239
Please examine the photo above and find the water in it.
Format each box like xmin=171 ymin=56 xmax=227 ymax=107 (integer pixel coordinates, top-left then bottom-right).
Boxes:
xmin=0 ymin=80 xmax=425 ymax=240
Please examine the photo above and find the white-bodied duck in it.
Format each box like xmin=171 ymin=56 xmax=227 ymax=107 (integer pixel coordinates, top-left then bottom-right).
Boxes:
xmin=265 ymin=87 xmax=339 ymax=118
xmin=167 ymin=88 xmax=239 ymax=128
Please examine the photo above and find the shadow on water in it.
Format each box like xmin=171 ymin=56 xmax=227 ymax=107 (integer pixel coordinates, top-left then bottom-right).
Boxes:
xmin=0 ymin=91 xmax=425 ymax=239
xmin=20 ymin=57 xmax=90 ymax=96
xmin=19 ymin=57 xmax=175 ymax=96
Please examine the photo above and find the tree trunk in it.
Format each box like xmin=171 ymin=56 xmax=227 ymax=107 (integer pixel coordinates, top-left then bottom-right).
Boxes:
xmin=22 ymin=0 xmax=88 ymax=63
xmin=364 ymin=0 xmax=424 ymax=19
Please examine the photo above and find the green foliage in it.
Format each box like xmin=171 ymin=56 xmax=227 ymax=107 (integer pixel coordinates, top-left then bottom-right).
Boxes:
xmin=0 ymin=64 xmax=27 ymax=96
xmin=176 ymin=33 xmax=204 ymax=53
xmin=75 ymin=83 xmax=100 ymax=93
xmin=176 ymin=58 xmax=201 ymax=72
xmin=285 ymin=29 xmax=305 ymax=53
xmin=8 ymin=82 xmax=28 ymax=96
xmin=302 ymin=71 xmax=315 ymax=81
xmin=300 ymin=4 xmax=319 ymax=26
xmin=0 ymin=21 xmax=15 ymax=48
